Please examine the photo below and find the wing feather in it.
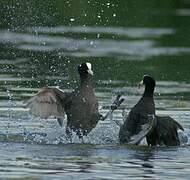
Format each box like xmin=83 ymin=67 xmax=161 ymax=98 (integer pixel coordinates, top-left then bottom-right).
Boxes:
xmin=25 ymin=87 xmax=66 ymax=121
xmin=119 ymin=111 xmax=156 ymax=145
xmin=128 ymin=114 xmax=156 ymax=145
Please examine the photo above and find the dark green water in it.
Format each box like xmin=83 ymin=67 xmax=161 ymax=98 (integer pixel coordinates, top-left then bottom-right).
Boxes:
xmin=0 ymin=0 xmax=190 ymax=179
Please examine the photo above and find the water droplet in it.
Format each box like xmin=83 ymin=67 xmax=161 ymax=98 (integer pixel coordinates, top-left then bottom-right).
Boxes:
xmin=70 ymin=18 xmax=75 ymax=22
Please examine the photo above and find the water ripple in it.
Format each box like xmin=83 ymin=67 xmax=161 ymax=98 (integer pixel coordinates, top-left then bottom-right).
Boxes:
xmin=28 ymin=26 xmax=175 ymax=38
xmin=1 ymin=28 xmax=189 ymax=59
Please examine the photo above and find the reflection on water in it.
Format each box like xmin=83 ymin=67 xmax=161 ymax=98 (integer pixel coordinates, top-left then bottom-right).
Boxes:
xmin=0 ymin=142 xmax=190 ymax=180
xmin=1 ymin=0 xmax=190 ymax=179
xmin=1 ymin=27 xmax=190 ymax=59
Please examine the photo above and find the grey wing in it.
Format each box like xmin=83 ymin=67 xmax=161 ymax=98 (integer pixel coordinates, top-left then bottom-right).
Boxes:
xmin=129 ymin=114 xmax=156 ymax=145
xmin=119 ymin=111 xmax=156 ymax=145
xmin=25 ymin=87 xmax=67 ymax=126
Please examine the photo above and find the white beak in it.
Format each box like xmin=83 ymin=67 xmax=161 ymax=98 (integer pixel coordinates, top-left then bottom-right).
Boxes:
xmin=138 ymin=80 xmax=144 ymax=89
xmin=87 ymin=69 xmax=94 ymax=76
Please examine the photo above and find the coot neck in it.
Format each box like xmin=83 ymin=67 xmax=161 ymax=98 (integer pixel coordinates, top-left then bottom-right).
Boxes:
xmin=143 ymin=85 xmax=154 ymax=97
xmin=80 ymin=76 xmax=93 ymax=89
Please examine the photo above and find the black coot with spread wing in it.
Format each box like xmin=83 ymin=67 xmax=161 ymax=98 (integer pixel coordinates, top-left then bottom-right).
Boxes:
xmin=26 ymin=62 xmax=124 ymax=139
xmin=119 ymin=75 xmax=183 ymax=146
xmin=63 ymin=62 xmax=101 ymax=137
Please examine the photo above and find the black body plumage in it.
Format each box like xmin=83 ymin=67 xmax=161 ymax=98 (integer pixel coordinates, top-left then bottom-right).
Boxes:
xmin=119 ymin=75 xmax=183 ymax=146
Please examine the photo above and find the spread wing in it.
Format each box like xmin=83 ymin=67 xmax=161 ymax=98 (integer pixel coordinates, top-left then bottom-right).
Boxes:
xmin=129 ymin=115 xmax=156 ymax=145
xmin=119 ymin=111 xmax=156 ymax=145
xmin=25 ymin=87 xmax=67 ymax=126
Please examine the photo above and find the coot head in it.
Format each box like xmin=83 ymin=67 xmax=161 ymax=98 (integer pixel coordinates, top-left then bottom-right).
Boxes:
xmin=78 ymin=62 xmax=93 ymax=78
xmin=142 ymin=75 xmax=155 ymax=87
xmin=140 ymin=75 xmax=156 ymax=96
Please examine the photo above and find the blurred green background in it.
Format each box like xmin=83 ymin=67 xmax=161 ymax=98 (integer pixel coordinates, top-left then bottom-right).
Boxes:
xmin=0 ymin=0 xmax=190 ymax=92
